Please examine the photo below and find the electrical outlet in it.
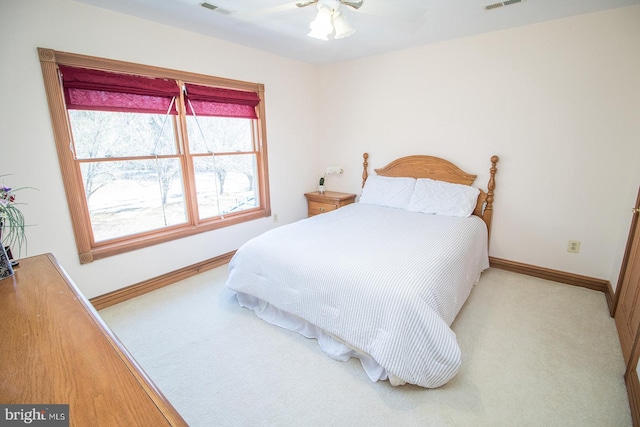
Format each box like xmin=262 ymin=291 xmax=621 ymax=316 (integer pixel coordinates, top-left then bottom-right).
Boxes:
xmin=567 ymin=240 xmax=581 ymax=254
xmin=273 ymin=213 xmax=278 ymax=223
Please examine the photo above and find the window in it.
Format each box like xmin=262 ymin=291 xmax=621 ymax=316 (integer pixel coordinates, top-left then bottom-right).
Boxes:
xmin=38 ymin=48 xmax=270 ymax=264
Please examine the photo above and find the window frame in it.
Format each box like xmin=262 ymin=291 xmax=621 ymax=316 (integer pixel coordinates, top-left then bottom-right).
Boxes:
xmin=38 ymin=47 xmax=271 ymax=264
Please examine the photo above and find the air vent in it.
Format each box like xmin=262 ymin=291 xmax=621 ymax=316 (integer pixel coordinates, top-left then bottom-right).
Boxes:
xmin=485 ymin=2 xmax=503 ymax=10
xmin=200 ymin=2 xmax=233 ymax=15
xmin=484 ymin=0 xmax=524 ymax=11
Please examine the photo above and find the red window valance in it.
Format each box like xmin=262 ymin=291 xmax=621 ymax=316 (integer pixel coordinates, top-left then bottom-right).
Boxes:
xmin=184 ymin=83 xmax=260 ymax=119
xmin=59 ymin=66 xmax=261 ymax=119
xmin=59 ymin=65 xmax=180 ymax=114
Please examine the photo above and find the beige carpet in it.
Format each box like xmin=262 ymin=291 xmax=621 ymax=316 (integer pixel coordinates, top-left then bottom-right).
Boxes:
xmin=99 ymin=267 xmax=631 ymax=426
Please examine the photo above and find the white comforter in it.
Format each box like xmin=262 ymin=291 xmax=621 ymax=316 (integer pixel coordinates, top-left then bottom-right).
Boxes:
xmin=225 ymin=203 xmax=489 ymax=388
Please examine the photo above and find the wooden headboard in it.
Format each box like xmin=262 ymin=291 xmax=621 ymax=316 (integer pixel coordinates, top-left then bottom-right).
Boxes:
xmin=361 ymin=153 xmax=499 ymax=239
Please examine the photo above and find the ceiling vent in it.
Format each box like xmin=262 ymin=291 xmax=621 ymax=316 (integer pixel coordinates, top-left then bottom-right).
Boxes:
xmin=200 ymin=2 xmax=233 ymax=15
xmin=484 ymin=0 xmax=524 ymax=11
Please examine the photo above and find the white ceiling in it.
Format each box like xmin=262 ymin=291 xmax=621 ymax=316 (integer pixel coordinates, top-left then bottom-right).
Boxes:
xmin=73 ymin=0 xmax=640 ymax=65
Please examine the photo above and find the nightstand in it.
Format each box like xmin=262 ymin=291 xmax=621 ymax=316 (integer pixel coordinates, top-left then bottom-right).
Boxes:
xmin=304 ymin=191 xmax=356 ymax=217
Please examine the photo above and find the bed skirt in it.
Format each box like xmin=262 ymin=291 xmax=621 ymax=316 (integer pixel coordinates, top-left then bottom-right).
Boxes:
xmin=234 ymin=291 xmax=407 ymax=386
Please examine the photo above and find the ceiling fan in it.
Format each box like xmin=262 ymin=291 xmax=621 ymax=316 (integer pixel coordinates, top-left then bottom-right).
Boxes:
xmin=296 ymin=0 xmax=363 ymax=40
xmin=295 ymin=0 xmax=363 ymax=10
xmin=198 ymin=0 xmax=428 ymax=38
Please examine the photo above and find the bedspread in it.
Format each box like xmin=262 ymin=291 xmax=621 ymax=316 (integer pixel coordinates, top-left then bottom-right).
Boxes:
xmin=225 ymin=203 xmax=489 ymax=387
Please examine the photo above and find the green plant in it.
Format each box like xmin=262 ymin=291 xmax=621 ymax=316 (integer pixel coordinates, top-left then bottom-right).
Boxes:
xmin=0 ymin=176 xmax=35 ymax=256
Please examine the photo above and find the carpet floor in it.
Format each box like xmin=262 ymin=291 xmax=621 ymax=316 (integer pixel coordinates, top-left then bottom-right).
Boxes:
xmin=99 ymin=267 xmax=631 ymax=426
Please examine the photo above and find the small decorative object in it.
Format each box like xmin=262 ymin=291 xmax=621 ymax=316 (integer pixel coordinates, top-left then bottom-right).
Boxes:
xmin=0 ymin=243 xmax=12 ymax=279
xmin=318 ymin=165 xmax=343 ymax=194
xmin=0 ymin=176 xmax=36 ymax=279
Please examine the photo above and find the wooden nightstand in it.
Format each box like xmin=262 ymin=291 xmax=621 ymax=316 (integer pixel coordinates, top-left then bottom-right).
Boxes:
xmin=304 ymin=191 xmax=356 ymax=217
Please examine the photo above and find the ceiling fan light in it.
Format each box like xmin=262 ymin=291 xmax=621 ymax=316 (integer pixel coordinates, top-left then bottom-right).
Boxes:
xmin=332 ymin=12 xmax=355 ymax=39
xmin=309 ymin=7 xmax=333 ymax=32
xmin=307 ymin=7 xmax=333 ymax=40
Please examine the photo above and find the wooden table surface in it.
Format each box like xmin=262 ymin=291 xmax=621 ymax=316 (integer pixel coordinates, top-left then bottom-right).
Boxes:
xmin=0 ymin=254 xmax=187 ymax=426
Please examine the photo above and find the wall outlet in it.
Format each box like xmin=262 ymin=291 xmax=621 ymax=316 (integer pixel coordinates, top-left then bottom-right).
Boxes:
xmin=273 ymin=213 xmax=278 ymax=222
xmin=567 ymin=240 xmax=581 ymax=254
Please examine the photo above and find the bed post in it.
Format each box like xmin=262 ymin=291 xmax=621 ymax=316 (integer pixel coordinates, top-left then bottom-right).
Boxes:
xmin=483 ymin=155 xmax=499 ymax=243
xmin=362 ymin=153 xmax=369 ymax=188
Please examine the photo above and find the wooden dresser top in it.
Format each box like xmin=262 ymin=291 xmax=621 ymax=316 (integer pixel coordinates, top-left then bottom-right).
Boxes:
xmin=0 ymin=254 xmax=186 ymax=426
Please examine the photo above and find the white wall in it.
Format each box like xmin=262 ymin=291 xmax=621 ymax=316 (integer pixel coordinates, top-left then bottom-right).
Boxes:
xmin=0 ymin=0 xmax=321 ymax=298
xmin=2 ymin=1 xmax=639 ymax=298
xmin=317 ymin=6 xmax=640 ymax=288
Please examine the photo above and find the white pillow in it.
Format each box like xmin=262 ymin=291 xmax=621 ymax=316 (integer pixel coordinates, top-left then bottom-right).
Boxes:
xmin=407 ymin=178 xmax=480 ymax=217
xmin=359 ymin=175 xmax=416 ymax=210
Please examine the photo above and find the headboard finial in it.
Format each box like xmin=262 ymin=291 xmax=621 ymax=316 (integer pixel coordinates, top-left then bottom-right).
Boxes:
xmin=362 ymin=153 xmax=369 ymax=188
xmin=484 ymin=155 xmax=499 ymax=244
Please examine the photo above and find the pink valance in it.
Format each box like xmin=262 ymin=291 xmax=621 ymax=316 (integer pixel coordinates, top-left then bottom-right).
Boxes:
xmin=60 ymin=65 xmax=179 ymax=114
xmin=184 ymin=83 xmax=259 ymax=119
xmin=59 ymin=66 xmax=261 ymax=119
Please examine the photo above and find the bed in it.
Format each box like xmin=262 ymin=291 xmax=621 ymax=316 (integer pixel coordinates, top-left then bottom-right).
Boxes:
xmin=225 ymin=153 xmax=499 ymax=388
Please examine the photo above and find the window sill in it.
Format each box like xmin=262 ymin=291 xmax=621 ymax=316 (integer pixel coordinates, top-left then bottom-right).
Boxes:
xmin=79 ymin=208 xmax=270 ymax=264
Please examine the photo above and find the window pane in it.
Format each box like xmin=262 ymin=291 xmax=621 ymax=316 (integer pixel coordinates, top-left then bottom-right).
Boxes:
xmin=193 ymin=154 xmax=258 ymax=219
xmin=186 ymin=115 xmax=254 ymax=154
xmin=82 ymin=159 xmax=187 ymax=242
xmin=69 ymin=110 xmax=178 ymax=158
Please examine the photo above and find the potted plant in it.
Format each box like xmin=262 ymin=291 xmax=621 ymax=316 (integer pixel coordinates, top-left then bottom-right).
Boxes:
xmin=0 ymin=177 xmax=34 ymax=279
